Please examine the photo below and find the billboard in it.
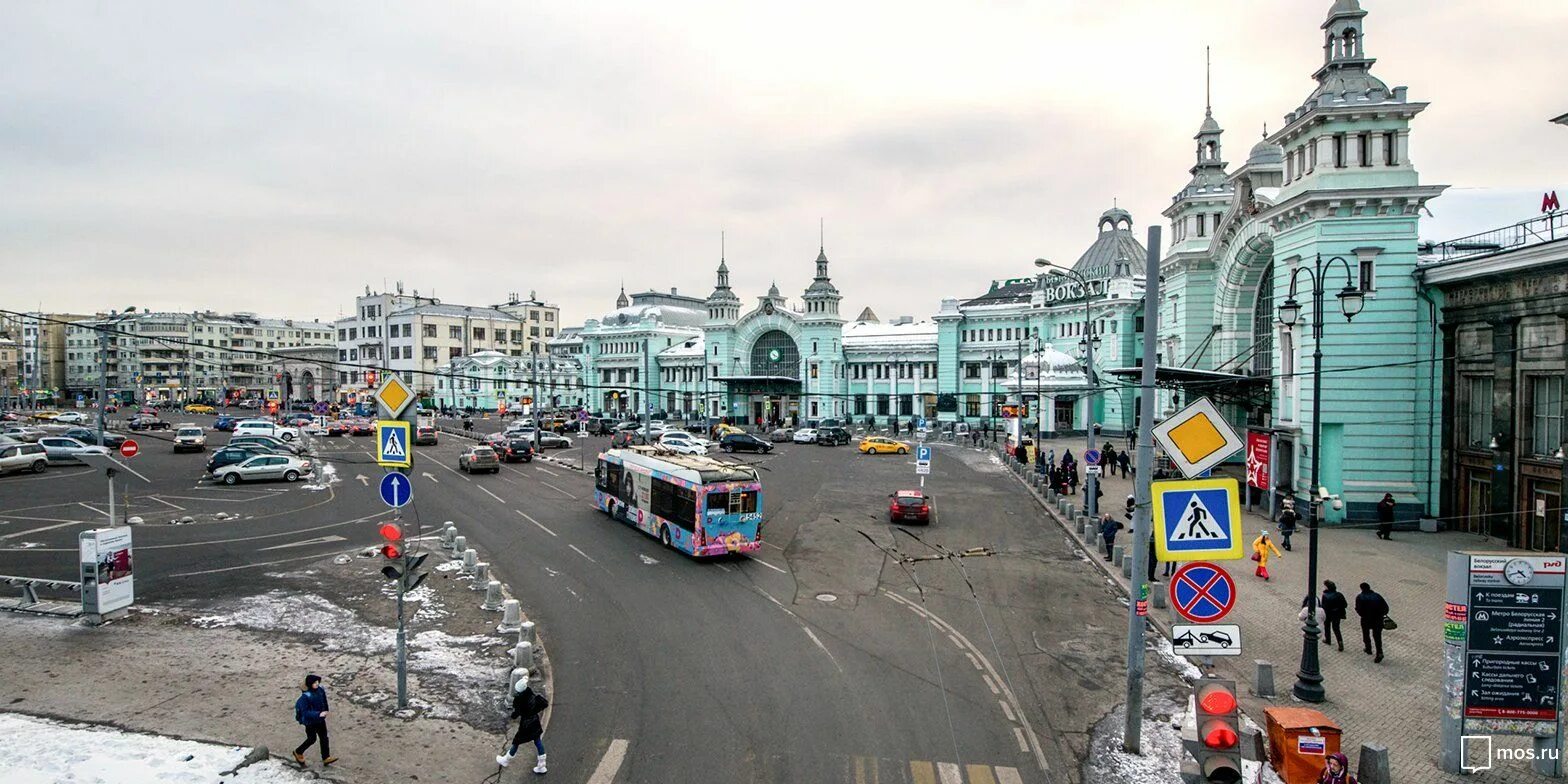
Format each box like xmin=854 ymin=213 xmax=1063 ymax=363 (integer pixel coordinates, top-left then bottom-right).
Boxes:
xmin=1245 ymin=431 xmax=1271 ymax=490
xmin=79 ymin=527 xmax=134 ymax=615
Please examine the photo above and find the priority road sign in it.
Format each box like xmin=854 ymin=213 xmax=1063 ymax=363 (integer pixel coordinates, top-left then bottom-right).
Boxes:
xmin=1169 ymin=562 xmax=1237 ymax=624
xmin=1153 ymin=477 xmax=1243 ymax=561
xmin=374 ymin=375 xmax=415 ymax=419
xmin=1150 ymin=396 xmax=1244 ymax=479
xmin=375 ymin=420 xmax=413 ymax=468
xmin=379 ymin=472 xmax=412 ymax=508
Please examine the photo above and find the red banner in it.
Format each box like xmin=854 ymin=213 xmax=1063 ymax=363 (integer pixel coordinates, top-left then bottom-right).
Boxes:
xmin=1246 ymin=431 xmax=1271 ymax=490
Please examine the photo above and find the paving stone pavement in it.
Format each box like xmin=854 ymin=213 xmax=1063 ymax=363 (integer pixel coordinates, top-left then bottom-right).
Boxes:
xmin=1002 ymin=434 xmax=1563 ymax=783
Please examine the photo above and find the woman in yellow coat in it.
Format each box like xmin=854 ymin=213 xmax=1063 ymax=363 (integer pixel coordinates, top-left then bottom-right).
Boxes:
xmin=1251 ymin=531 xmax=1283 ymax=581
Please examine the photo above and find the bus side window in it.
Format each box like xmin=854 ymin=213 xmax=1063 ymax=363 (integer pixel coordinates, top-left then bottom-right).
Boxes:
xmin=602 ymin=462 xmax=623 ymax=497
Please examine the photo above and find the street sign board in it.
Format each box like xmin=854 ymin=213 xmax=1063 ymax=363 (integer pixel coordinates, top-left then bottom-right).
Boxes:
xmin=375 ymin=420 xmax=413 ymax=468
xmin=118 ymin=439 xmax=139 ymax=459
xmin=1153 ymin=478 xmax=1244 ymax=561
xmin=1151 ymin=397 xmax=1244 ymax=479
xmin=379 ymin=472 xmax=412 ymax=508
xmin=1085 ymin=465 xmax=1102 ymax=476
xmin=1084 ymin=448 xmax=1101 ymax=466
xmin=1168 ymin=562 xmax=1237 ymax=624
xmin=1463 ymin=555 xmax=1567 ymax=721
xmin=1171 ymin=623 xmax=1241 ymax=656
xmin=915 ymin=444 xmax=932 ymax=476
xmin=374 ymin=375 xmax=415 ymax=419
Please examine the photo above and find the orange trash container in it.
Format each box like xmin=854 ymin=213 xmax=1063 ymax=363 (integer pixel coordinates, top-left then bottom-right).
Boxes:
xmin=1264 ymin=707 xmax=1342 ymax=784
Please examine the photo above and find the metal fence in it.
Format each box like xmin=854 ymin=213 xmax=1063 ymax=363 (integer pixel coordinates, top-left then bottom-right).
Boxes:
xmin=1420 ymin=211 xmax=1566 ymax=263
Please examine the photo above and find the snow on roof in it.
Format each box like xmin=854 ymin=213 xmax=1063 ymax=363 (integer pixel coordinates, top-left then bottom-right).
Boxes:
xmin=843 ymin=319 xmax=938 ymax=348
xmin=599 ymin=304 xmax=707 ymax=329
xmin=659 ymin=336 xmax=705 ymax=357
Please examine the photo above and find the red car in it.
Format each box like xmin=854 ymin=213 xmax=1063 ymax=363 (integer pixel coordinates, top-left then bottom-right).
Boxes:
xmin=348 ymin=419 xmax=373 ymax=436
xmin=888 ymin=490 xmax=933 ymax=524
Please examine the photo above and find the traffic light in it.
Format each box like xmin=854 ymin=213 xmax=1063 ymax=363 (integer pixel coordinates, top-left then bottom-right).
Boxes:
xmin=378 ymin=522 xmax=402 ymax=560
xmin=1184 ymin=678 xmax=1243 ymax=784
xmin=366 ymin=370 xmax=379 ymax=388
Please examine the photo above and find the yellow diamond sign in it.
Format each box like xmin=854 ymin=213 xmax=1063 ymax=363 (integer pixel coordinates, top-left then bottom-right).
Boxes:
xmin=1150 ymin=396 xmax=1244 ymax=479
xmin=375 ymin=375 xmax=415 ymax=419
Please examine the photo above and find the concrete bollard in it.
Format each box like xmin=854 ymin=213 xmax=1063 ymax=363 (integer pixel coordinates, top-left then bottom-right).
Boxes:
xmin=482 ymin=580 xmax=504 ymax=611
xmin=1121 ymin=553 xmax=1133 ymax=578
xmin=1242 ymin=727 xmax=1267 ymax=762
xmin=1152 ymin=587 xmax=1167 ymax=608
xmin=509 ymin=666 xmax=529 ymax=692
xmin=1253 ymin=660 xmax=1276 ymax=698
xmin=461 ymin=548 xmax=479 ymax=574
xmin=1084 ymin=521 xmax=1096 ymax=539
xmin=497 ymin=598 xmax=523 ymax=632
xmin=518 ymin=620 xmax=536 ymax=647
xmin=1358 ymin=743 xmax=1391 ymax=784
xmin=1065 ymin=503 xmax=1076 ymax=519
xmin=1112 ymin=544 xmax=1124 ymax=564
xmin=452 ymin=535 xmax=468 ymax=558
xmin=513 ymin=640 xmax=533 ymax=668
xmin=470 ymin=562 xmax=490 ymax=588
xmin=439 ymin=522 xmax=456 ymax=549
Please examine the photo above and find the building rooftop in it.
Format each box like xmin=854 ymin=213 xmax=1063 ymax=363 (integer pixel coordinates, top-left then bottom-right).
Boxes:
xmin=843 ymin=319 xmax=938 ymax=349
xmin=391 ymin=303 xmax=523 ymax=321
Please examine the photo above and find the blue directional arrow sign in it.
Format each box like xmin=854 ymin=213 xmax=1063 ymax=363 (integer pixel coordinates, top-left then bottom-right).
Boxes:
xmin=379 ymin=472 xmax=412 ymax=508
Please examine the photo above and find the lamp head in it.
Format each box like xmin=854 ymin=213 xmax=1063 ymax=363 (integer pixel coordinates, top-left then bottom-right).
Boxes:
xmin=1033 ymin=258 xmax=1051 ymax=269
xmin=1277 ymin=297 xmax=1302 ymax=327
xmin=1336 ymin=284 xmax=1365 ymax=321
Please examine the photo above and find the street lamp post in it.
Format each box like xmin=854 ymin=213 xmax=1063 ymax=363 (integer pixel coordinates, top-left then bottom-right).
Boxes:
xmin=1278 ymin=254 xmax=1367 ymax=703
xmin=1036 ymin=259 xmax=1102 ymax=519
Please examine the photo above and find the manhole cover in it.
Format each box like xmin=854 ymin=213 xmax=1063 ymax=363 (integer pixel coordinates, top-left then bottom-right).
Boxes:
xmin=816 ymin=593 xmax=838 ymax=603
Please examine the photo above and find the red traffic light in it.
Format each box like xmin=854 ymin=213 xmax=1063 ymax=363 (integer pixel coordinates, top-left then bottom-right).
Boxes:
xmin=1197 ymin=685 xmax=1237 ymax=715
xmin=379 ymin=522 xmax=403 ymax=542
xmin=1200 ymin=719 xmax=1239 ymax=749
xmin=379 ymin=543 xmax=402 ymax=559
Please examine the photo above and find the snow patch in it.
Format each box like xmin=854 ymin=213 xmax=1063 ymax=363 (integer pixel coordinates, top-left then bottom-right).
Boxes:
xmin=435 ymin=560 xmax=464 ymax=572
xmin=0 ymin=712 xmax=314 ymax=783
xmin=1151 ymin=636 xmax=1204 ymax=682
xmin=301 ymin=461 xmax=338 ymax=491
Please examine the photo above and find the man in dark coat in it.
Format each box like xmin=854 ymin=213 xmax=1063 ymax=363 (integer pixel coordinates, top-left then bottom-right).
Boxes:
xmin=1278 ymin=500 xmax=1300 ymax=551
xmin=1099 ymin=514 xmax=1124 ymax=562
xmin=1320 ymin=580 xmax=1349 ymax=652
xmin=1376 ymin=493 xmax=1396 ymax=540
xmin=292 ymin=674 xmax=335 ymax=766
xmin=1355 ymin=582 xmax=1390 ymax=662
xmin=497 ymin=677 xmax=550 ymax=772
xmin=1118 ymin=450 xmax=1131 ymax=478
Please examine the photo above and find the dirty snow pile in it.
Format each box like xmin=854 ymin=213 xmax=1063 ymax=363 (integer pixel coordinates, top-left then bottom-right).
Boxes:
xmin=1081 ymin=695 xmax=1285 ymax=784
xmin=301 ymin=460 xmax=338 ymax=491
xmin=0 ymin=712 xmax=313 ymax=784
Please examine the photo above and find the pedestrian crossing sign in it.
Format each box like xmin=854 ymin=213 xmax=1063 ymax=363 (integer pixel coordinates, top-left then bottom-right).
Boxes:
xmin=376 ymin=420 xmax=413 ymax=468
xmin=1153 ymin=477 xmax=1243 ymax=561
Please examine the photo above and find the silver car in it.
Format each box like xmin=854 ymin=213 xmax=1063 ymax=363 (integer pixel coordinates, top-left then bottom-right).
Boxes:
xmin=0 ymin=442 xmax=50 ymax=475
xmin=212 ymin=454 xmax=314 ymax=484
xmin=173 ymin=426 xmax=208 ymax=452
xmin=37 ymin=437 xmax=111 ymax=464
xmin=2 ymin=426 xmax=45 ymax=443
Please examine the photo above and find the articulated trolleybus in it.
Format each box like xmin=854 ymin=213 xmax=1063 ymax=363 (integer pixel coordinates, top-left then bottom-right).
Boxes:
xmin=594 ymin=447 xmax=762 ymax=557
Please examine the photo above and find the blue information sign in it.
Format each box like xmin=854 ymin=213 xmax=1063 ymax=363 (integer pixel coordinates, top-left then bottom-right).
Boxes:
xmin=916 ymin=444 xmax=932 ymax=463
xmin=379 ymin=472 xmax=412 ymax=508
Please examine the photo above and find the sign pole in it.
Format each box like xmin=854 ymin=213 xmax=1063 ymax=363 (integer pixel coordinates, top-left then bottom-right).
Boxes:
xmin=1123 ymin=225 xmax=1161 ymax=752
xmin=394 ymin=498 xmax=408 ymax=709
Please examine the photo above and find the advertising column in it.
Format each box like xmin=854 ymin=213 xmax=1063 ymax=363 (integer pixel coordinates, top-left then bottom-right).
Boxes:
xmin=79 ymin=527 xmax=134 ymax=622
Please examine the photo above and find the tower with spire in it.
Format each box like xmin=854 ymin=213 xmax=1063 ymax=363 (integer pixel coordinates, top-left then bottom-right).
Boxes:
xmin=705 ymin=235 xmax=741 ymax=324
xmin=801 ymin=242 xmax=842 ymax=321
xmin=615 ymin=283 xmax=629 ymax=310
xmin=1164 ymin=46 xmax=1234 ymax=256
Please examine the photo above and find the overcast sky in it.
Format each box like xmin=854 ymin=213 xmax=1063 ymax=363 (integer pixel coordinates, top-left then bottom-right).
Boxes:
xmin=3 ymin=1 xmax=1564 ymax=326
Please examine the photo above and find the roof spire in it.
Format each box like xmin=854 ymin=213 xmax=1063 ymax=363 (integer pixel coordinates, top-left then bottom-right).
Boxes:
xmin=1205 ymin=45 xmax=1212 ymax=117
xmin=819 ymin=218 xmax=824 ymax=254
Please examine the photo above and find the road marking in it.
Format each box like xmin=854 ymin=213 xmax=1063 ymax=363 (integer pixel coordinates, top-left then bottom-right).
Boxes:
xmin=147 ymin=496 xmax=186 ymax=511
xmin=431 ymin=461 xmax=471 ymax=482
xmin=1013 ymin=727 xmax=1029 ymax=752
xmin=77 ymin=502 xmax=108 ymax=517
xmin=258 ymin=535 xmax=348 ymax=552
xmin=534 ymin=465 xmax=559 ymax=477
xmin=169 ymin=551 xmax=335 ymax=577
xmin=948 ymin=633 xmax=964 ymax=650
xmin=909 ymin=761 xmax=936 ymax=784
xmin=981 ymin=673 xmax=999 ymax=695
xmin=967 ymin=765 xmax=998 ymax=784
xmin=0 ymin=520 xmax=89 ymax=541
xmin=541 ymin=481 xmax=578 ymax=499
xmin=801 ymin=626 xmax=840 ymax=670
xmin=515 ymin=509 xmax=556 ymax=536
xmin=996 ymin=766 xmax=1024 ymax=784
xmin=998 ymin=699 xmax=1016 ymax=722
xmin=585 ymin=738 xmax=628 ymax=784
xmin=966 ymin=652 xmax=983 ymax=671
xmin=478 ymin=486 xmax=506 ymax=504
xmin=569 ymin=544 xmax=597 ymax=563
xmin=747 ymin=556 xmax=788 ymax=575
xmin=714 ymin=563 xmax=733 ymax=572
xmin=422 ymin=471 xmax=440 ymax=484
xmin=937 ymin=762 xmax=962 ymax=784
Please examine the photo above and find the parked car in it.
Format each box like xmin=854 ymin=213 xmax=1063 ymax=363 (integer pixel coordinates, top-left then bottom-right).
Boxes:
xmin=792 ymin=428 xmax=819 ymax=444
xmin=816 ymin=426 xmax=852 ymax=446
xmin=459 ymin=446 xmax=501 ymax=473
xmin=128 ymin=416 xmax=171 ymax=431
xmin=53 ymin=411 xmax=88 ymax=424
xmin=281 ymin=412 xmax=314 ymax=426
xmin=659 ymin=439 xmax=706 ymax=456
xmin=767 ymin=427 xmax=794 ymax=442
xmin=61 ymin=428 xmax=128 ymax=449
xmin=2 ymin=426 xmax=46 ymax=442
xmin=173 ymin=426 xmax=208 ymax=452
xmin=0 ymin=442 xmax=50 ymax=475
xmin=235 ymin=420 xmax=299 ymax=441
xmin=888 ymin=489 xmax=933 ymax=524
xmin=858 ymin=436 xmax=911 ymax=455
xmin=719 ymin=433 xmax=773 ymax=454
xmin=536 ymin=432 xmax=572 ymax=449
xmin=499 ymin=438 xmax=534 ymax=463
xmin=213 ymin=415 xmax=239 ymax=432
xmin=226 ymin=434 xmax=303 ymax=455
xmin=37 ymin=436 xmax=111 ymax=464
xmin=658 ymin=431 xmax=710 ymax=450
xmin=206 ymin=445 xmax=282 ymax=473
xmin=323 ymin=419 xmax=349 ymax=437
xmin=183 ymin=403 xmax=216 ymax=414
xmin=415 ymin=426 xmax=438 ymax=445
xmin=610 ymin=430 xmax=645 ymax=449
xmin=211 ymin=454 xmax=314 ymax=484
xmin=32 ymin=410 xmax=61 ymax=420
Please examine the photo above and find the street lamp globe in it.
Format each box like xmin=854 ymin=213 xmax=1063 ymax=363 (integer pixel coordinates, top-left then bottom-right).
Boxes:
xmin=1277 ymin=296 xmax=1302 ymax=327
xmin=1033 ymin=258 xmax=1052 ymax=269
xmin=1336 ymin=284 xmax=1366 ymax=320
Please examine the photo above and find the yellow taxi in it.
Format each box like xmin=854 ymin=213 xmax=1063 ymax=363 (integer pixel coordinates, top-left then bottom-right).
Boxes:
xmin=184 ymin=403 xmax=216 ymax=414
xmin=712 ymin=423 xmax=745 ymax=438
xmin=32 ymin=410 xmax=60 ymax=420
xmin=858 ymin=436 xmax=911 ymax=455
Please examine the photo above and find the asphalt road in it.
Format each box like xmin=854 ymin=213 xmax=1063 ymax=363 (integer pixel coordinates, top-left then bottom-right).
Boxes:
xmin=0 ymin=416 xmax=1138 ymax=783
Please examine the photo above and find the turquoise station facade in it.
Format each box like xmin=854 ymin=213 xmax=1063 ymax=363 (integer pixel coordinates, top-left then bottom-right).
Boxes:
xmin=557 ymin=0 xmax=1446 ymax=522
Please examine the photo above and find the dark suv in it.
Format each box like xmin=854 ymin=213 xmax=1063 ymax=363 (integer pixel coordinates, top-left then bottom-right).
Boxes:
xmin=816 ymin=426 xmax=851 ymax=446
xmin=719 ymin=433 xmax=772 ymax=454
xmin=500 ymin=438 xmax=534 ymax=463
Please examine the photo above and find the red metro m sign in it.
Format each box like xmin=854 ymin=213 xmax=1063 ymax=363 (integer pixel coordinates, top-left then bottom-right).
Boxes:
xmin=1545 ymin=191 xmax=1561 ymax=214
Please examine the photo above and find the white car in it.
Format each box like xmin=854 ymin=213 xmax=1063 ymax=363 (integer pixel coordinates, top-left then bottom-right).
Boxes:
xmin=53 ymin=411 xmax=88 ymax=424
xmin=234 ymin=420 xmax=299 ymax=441
xmin=793 ymin=428 xmax=819 ymax=444
xmin=212 ymin=454 xmax=314 ymax=484
xmin=37 ymin=436 xmax=111 ymax=464
xmin=659 ymin=439 xmax=706 ymax=456
xmin=658 ymin=431 xmax=711 ymax=451
xmin=173 ymin=426 xmax=208 ymax=452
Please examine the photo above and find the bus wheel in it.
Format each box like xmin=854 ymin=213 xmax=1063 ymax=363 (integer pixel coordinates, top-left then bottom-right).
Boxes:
xmin=660 ymin=526 xmax=672 ymax=549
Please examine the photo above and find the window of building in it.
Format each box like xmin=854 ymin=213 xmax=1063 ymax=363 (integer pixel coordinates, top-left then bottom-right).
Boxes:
xmin=530 ymin=327 xmax=540 ymax=337
xmin=473 ymin=327 xmax=485 ymax=341
xmin=1333 ymin=134 xmax=1346 ymax=168
xmin=1531 ymin=377 xmax=1564 ymax=457
xmin=992 ymin=362 xmax=1007 ymax=378
xmin=854 ymin=394 xmax=866 ymax=415
xmin=1308 ymin=140 xmax=1318 ymax=171
xmin=449 ymin=326 xmax=461 ymax=339
xmin=1358 ymin=256 xmax=1376 ymax=293
xmin=964 ymin=362 xmax=981 ymax=379
xmin=423 ymin=324 xmax=437 ymax=338
xmin=1358 ymin=133 xmax=1371 ymax=167
xmin=809 ymin=364 xmax=819 ymax=379
xmin=964 ymin=394 xmax=980 ymax=417
xmin=1383 ymin=132 xmax=1396 ymax=166
xmin=1466 ymin=376 xmax=1494 ymax=448
xmin=423 ymin=346 xmax=437 ymax=360
xmin=545 ymin=312 xmax=554 ymax=322
xmin=449 ymin=347 xmax=462 ymax=359
xmin=876 ymin=394 xmax=889 ymax=415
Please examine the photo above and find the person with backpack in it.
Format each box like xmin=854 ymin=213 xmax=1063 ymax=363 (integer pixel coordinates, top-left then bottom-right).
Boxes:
xmin=292 ymin=674 xmax=336 ymax=767
xmin=497 ymin=675 xmax=550 ymax=773
xmin=1277 ymin=499 xmax=1300 ymax=551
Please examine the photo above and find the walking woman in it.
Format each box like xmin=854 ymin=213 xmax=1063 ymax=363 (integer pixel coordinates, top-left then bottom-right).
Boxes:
xmin=497 ymin=675 xmax=550 ymax=774
xmin=1251 ymin=530 xmax=1283 ymax=581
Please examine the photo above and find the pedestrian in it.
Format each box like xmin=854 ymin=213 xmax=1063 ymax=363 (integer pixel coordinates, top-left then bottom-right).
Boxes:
xmin=1250 ymin=530 xmax=1283 ymax=580
xmin=495 ymin=675 xmax=549 ymax=773
xmin=1099 ymin=513 xmax=1124 ymax=562
xmin=1118 ymin=449 xmax=1131 ymax=478
xmin=1067 ymin=465 xmax=1079 ymax=495
xmin=1317 ymin=751 xmax=1358 ymax=784
xmin=1320 ymin=579 xmax=1348 ymax=652
xmin=1277 ymin=499 xmax=1299 ymax=551
xmin=292 ymin=674 xmax=336 ymax=767
xmin=1355 ymin=581 xmax=1390 ymax=663
xmin=1046 ymin=448 xmax=1056 ymax=469
xmin=1376 ymin=493 xmax=1396 ymax=540
xmin=1035 ymin=442 xmax=1047 ymax=475
xmin=1061 ymin=448 xmax=1074 ymax=468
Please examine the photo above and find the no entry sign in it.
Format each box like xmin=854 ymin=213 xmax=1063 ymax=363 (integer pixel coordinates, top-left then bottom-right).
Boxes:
xmin=118 ymin=439 xmax=140 ymax=459
xmin=1169 ymin=562 xmax=1237 ymax=624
